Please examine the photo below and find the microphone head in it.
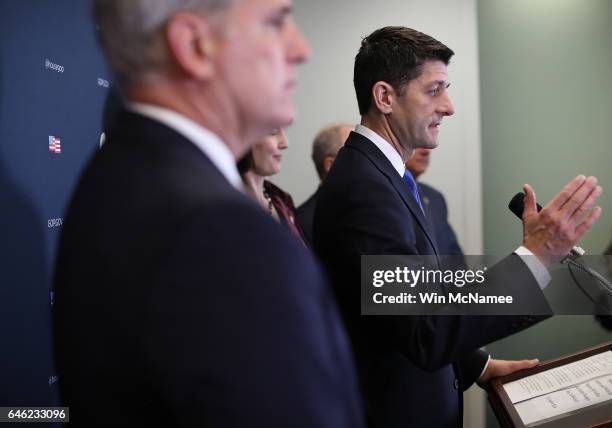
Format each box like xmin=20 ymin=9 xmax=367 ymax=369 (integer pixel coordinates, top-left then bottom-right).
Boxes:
xmin=508 ymin=192 xmax=543 ymax=219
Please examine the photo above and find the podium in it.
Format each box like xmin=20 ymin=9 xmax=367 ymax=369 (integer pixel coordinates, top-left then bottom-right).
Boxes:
xmin=488 ymin=342 xmax=612 ymax=427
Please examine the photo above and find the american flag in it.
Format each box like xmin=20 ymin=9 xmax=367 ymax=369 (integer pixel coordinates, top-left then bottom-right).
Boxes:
xmin=48 ymin=136 xmax=61 ymax=154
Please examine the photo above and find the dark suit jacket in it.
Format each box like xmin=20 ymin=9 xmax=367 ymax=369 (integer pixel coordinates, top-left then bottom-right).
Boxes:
xmin=313 ymin=131 xmax=549 ymax=428
xmin=419 ymin=182 xmax=463 ymax=256
xmin=296 ymin=188 xmax=319 ymax=248
xmin=53 ymin=111 xmax=364 ymax=427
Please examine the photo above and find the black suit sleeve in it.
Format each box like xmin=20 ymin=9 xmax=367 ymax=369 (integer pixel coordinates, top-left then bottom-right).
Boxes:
xmin=456 ymin=349 xmax=489 ymax=391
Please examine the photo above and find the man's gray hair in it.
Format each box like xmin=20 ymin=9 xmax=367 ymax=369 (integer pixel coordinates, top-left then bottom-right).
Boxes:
xmin=93 ymin=0 xmax=233 ymax=87
xmin=312 ymin=124 xmax=351 ymax=180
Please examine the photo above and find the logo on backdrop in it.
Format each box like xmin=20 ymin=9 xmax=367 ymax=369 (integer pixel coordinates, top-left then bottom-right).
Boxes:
xmin=48 ymin=375 xmax=58 ymax=387
xmin=97 ymin=78 xmax=109 ymax=88
xmin=44 ymin=58 xmax=64 ymax=73
xmin=48 ymin=136 xmax=61 ymax=154
xmin=47 ymin=218 xmax=63 ymax=228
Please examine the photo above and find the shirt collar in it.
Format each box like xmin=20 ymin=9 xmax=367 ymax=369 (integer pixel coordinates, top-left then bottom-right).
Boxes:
xmin=354 ymin=124 xmax=406 ymax=177
xmin=128 ymin=102 xmax=243 ymax=190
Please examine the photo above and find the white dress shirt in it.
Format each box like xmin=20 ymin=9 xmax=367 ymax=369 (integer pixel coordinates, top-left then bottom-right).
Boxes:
xmin=129 ymin=103 xmax=243 ymax=190
xmin=355 ymin=124 xmax=406 ymax=176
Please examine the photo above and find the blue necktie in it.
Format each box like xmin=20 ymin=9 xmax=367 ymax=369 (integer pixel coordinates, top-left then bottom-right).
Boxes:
xmin=403 ymin=169 xmax=425 ymax=214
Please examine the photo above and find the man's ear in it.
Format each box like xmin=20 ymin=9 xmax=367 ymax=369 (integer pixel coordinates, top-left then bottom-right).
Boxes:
xmin=323 ymin=155 xmax=336 ymax=174
xmin=371 ymin=81 xmax=395 ymax=114
xmin=166 ymin=12 xmax=216 ymax=80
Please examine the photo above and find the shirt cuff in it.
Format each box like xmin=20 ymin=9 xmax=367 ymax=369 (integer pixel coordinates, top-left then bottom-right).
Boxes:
xmin=478 ymin=354 xmax=491 ymax=382
xmin=514 ymin=246 xmax=552 ymax=290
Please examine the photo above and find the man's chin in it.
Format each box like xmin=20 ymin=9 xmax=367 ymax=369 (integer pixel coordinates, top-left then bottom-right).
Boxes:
xmin=416 ymin=140 xmax=438 ymax=150
xmin=426 ymin=139 xmax=439 ymax=149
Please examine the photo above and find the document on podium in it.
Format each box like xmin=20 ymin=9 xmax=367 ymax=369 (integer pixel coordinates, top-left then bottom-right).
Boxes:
xmin=502 ymin=351 xmax=612 ymax=426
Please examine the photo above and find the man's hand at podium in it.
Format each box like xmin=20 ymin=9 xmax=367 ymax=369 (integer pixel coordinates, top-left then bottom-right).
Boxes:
xmin=477 ymin=358 xmax=540 ymax=387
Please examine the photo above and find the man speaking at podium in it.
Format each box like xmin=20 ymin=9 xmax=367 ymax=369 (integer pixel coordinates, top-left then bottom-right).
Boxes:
xmin=53 ymin=0 xmax=363 ymax=426
xmin=313 ymin=26 xmax=602 ymax=427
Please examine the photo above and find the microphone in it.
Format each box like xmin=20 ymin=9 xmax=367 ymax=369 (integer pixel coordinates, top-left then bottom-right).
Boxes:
xmin=508 ymin=192 xmax=586 ymax=258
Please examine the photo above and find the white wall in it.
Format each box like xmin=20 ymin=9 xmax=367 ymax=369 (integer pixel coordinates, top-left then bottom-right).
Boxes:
xmin=274 ymin=0 xmax=484 ymax=254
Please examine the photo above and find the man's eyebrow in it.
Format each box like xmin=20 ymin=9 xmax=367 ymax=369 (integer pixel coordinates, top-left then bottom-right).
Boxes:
xmin=430 ymin=80 xmax=451 ymax=89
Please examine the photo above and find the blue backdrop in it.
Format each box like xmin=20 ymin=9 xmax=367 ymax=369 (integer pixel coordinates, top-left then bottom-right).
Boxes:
xmin=0 ymin=0 xmax=110 ymax=408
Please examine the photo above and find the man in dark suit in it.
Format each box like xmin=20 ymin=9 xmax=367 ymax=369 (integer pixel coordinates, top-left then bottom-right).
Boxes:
xmin=53 ymin=1 xmax=363 ymax=426
xmin=297 ymin=123 xmax=352 ymax=247
xmin=313 ymin=26 xmax=602 ymax=427
xmin=405 ymin=148 xmax=463 ymax=256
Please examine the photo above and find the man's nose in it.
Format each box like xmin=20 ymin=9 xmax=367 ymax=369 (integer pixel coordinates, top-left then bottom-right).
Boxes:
xmin=286 ymin=21 xmax=311 ymax=64
xmin=440 ymin=92 xmax=455 ymax=117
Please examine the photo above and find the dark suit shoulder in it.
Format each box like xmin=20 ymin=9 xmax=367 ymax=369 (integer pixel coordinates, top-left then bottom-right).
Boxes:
xmin=297 ymin=191 xmax=317 ymax=219
xmin=315 ymin=138 xmax=422 ymax=257
xmin=296 ymin=191 xmax=318 ymax=247
xmin=418 ymin=182 xmax=445 ymax=203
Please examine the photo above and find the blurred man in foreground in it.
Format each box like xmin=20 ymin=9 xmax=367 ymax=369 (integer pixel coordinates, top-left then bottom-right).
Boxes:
xmin=53 ymin=1 xmax=363 ymax=426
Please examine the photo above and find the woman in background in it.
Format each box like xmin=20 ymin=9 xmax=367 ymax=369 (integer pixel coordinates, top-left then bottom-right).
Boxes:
xmin=239 ymin=129 xmax=306 ymax=246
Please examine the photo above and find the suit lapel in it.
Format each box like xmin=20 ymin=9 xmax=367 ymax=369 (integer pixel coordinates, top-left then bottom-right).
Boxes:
xmin=346 ymin=132 xmax=440 ymax=256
